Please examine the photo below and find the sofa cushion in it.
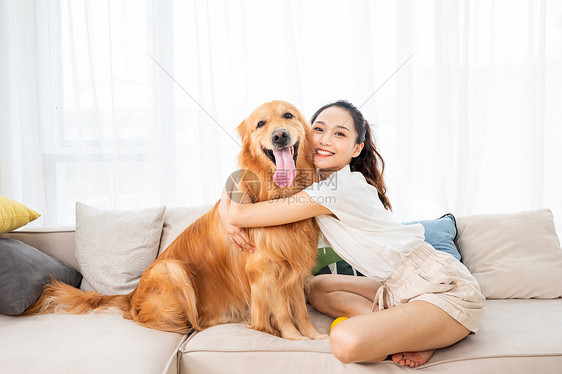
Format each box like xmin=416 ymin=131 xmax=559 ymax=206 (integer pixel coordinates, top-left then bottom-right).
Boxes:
xmin=0 ymin=310 xmax=185 ymax=374
xmin=179 ymin=300 xmax=562 ymax=374
xmin=0 ymin=238 xmax=82 ymax=315
xmin=0 ymin=195 xmax=40 ymax=234
xmin=75 ymin=202 xmax=166 ymax=295
xmin=455 ymin=209 xmax=562 ymax=299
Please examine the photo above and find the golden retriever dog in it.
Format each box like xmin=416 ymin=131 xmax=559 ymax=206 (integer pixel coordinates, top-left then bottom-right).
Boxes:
xmin=26 ymin=100 xmax=326 ymax=340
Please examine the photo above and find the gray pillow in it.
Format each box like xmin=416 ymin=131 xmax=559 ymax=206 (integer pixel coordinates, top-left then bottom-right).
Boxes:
xmin=0 ymin=238 xmax=82 ymax=315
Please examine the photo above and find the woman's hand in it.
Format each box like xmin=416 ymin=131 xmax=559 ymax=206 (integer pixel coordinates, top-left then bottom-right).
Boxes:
xmin=218 ymin=187 xmax=255 ymax=253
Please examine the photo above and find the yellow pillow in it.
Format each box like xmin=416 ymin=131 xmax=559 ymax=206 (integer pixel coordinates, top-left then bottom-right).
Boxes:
xmin=0 ymin=196 xmax=41 ymax=234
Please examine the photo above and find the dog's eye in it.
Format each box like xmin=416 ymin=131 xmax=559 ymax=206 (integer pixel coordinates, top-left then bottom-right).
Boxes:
xmin=257 ymin=121 xmax=266 ymax=128
xmin=283 ymin=112 xmax=294 ymax=119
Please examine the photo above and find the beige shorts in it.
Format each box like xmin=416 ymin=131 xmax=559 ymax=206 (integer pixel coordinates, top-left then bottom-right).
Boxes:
xmin=373 ymin=242 xmax=485 ymax=333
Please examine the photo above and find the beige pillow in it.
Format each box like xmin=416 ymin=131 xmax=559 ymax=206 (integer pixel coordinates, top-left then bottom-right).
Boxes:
xmin=75 ymin=202 xmax=166 ymax=295
xmin=456 ymin=209 xmax=562 ymax=299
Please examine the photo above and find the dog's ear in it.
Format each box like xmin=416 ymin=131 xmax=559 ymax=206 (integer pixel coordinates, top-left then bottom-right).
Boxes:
xmin=292 ymin=107 xmax=316 ymax=170
xmin=291 ymin=107 xmax=311 ymax=143
xmin=292 ymin=107 xmax=310 ymax=133
xmin=235 ymin=119 xmax=248 ymax=147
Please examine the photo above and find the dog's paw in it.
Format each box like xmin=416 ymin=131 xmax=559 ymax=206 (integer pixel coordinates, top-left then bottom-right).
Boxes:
xmin=280 ymin=331 xmax=311 ymax=340
xmin=291 ymin=335 xmax=311 ymax=341
xmin=312 ymin=333 xmax=329 ymax=340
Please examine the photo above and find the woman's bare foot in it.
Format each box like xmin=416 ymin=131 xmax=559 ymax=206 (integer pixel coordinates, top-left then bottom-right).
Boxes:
xmin=391 ymin=349 xmax=436 ymax=368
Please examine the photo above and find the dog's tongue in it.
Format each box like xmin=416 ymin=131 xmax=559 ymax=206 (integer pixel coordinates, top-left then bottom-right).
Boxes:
xmin=272 ymin=147 xmax=296 ymax=187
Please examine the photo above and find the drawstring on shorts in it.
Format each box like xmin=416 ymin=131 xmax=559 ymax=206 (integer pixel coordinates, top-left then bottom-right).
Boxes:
xmin=371 ymin=282 xmax=416 ymax=321
xmin=372 ymin=283 xmax=397 ymax=312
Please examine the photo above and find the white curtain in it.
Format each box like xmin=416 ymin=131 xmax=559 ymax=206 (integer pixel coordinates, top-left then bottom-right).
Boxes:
xmin=1 ymin=0 xmax=561 ymax=233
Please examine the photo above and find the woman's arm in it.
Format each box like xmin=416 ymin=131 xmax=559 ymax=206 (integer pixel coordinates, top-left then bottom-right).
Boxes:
xmin=228 ymin=190 xmax=333 ymax=228
xmin=218 ymin=188 xmax=255 ymax=252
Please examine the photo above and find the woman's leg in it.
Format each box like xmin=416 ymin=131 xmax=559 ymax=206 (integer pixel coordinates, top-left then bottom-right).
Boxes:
xmin=329 ymin=300 xmax=470 ymax=365
xmin=307 ymin=274 xmax=380 ymax=318
xmin=307 ymin=274 xmax=470 ymax=367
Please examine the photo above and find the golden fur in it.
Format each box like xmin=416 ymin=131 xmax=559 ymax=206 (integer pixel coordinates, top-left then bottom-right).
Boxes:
xmin=25 ymin=101 xmax=325 ymax=340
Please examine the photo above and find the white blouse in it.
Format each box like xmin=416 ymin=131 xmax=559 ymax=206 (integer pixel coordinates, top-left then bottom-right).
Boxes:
xmin=303 ymin=164 xmax=425 ymax=282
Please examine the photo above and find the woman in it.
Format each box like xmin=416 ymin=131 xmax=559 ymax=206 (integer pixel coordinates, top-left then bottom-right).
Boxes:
xmin=218 ymin=100 xmax=484 ymax=367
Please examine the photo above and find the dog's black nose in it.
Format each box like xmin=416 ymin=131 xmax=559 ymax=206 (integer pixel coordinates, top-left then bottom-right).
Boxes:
xmin=271 ymin=128 xmax=290 ymax=147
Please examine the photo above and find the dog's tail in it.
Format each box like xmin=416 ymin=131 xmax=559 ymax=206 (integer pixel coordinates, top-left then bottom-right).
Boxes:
xmin=23 ymin=279 xmax=130 ymax=316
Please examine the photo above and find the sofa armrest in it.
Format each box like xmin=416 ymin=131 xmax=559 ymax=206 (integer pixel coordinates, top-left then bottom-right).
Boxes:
xmin=1 ymin=227 xmax=78 ymax=271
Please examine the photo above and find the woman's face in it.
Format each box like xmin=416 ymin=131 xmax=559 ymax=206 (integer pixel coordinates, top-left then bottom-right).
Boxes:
xmin=310 ymin=106 xmax=364 ymax=174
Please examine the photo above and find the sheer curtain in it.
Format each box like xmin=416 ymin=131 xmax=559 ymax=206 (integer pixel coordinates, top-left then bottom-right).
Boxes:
xmin=1 ymin=0 xmax=561 ymax=233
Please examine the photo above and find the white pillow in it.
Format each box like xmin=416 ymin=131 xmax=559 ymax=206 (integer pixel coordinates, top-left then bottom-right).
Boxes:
xmin=456 ymin=209 xmax=562 ymax=299
xmin=75 ymin=202 xmax=166 ymax=295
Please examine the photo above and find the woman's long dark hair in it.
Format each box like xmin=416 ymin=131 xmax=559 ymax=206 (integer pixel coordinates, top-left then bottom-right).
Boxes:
xmin=310 ymin=100 xmax=392 ymax=211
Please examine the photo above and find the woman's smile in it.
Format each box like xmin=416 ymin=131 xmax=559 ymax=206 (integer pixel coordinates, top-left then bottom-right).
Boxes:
xmin=316 ymin=148 xmax=335 ymax=157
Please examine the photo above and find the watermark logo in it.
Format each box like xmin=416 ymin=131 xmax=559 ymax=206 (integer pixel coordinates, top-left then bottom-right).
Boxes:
xmin=226 ymin=168 xmax=339 ymax=197
xmin=224 ymin=169 xmax=261 ymax=203
xmin=267 ymin=193 xmax=336 ymax=205
xmin=225 ymin=167 xmax=339 ymax=205
xmin=263 ymin=168 xmax=338 ymax=192
xmin=315 ymin=170 xmax=338 ymax=191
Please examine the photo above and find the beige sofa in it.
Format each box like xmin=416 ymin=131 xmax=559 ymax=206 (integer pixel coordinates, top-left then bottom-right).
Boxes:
xmin=1 ymin=205 xmax=562 ymax=373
